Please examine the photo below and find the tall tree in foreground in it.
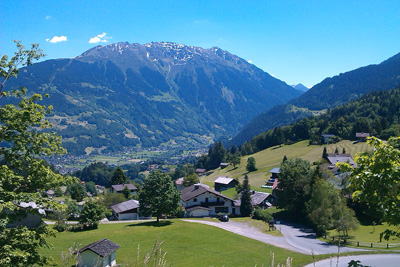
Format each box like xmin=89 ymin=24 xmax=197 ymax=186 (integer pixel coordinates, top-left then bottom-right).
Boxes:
xmin=0 ymin=41 xmax=72 ymax=266
xmin=339 ymin=136 xmax=400 ymax=240
xmin=240 ymin=175 xmax=253 ymax=217
xmin=139 ymin=170 xmax=180 ymax=223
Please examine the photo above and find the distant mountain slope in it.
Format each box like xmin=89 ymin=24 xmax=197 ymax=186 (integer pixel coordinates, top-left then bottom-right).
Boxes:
xmin=229 ymin=52 xmax=400 ymax=146
xmin=292 ymin=83 xmax=309 ymax=92
xmin=2 ymin=42 xmax=300 ymax=154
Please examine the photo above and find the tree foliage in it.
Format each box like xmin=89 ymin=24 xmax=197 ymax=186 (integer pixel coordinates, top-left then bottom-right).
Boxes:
xmin=246 ymin=157 xmax=257 ymax=172
xmin=110 ymin=166 xmax=127 ymax=185
xmin=182 ymin=173 xmax=199 ymax=187
xmin=341 ymin=136 xmax=400 ymax=237
xmin=0 ymin=41 xmax=72 ymax=266
xmin=274 ymin=158 xmax=312 ymax=216
xmin=79 ymin=199 xmax=105 ymax=228
xmin=240 ymin=175 xmax=253 ymax=217
xmin=68 ymin=182 xmax=86 ymax=202
xmin=139 ymin=170 xmax=180 ymax=222
xmin=74 ymin=162 xmax=114 ymax=186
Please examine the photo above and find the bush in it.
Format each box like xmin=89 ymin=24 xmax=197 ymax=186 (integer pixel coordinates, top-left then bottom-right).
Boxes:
xmin=252 ymin=208 xmax=273 ymax=222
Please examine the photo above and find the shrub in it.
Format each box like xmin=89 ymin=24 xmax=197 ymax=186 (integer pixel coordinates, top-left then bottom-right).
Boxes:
xmin=253 ymin=208 xmax=273 ymax=222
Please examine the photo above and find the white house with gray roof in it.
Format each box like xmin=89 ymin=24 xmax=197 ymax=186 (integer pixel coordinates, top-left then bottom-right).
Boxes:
xmin=214 ymin=176 xmax=238 ymax=191
xmin=181 ymin=184 xmax=239 ymax=217
xmin=110 ymin=199 xmax=141 ymax=220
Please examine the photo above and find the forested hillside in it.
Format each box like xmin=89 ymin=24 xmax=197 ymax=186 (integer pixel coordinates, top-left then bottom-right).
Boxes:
xmin=229 ymin=52 xmax=400 ymax=146
xmin=229 ymin=88 xmax=400 ymax=156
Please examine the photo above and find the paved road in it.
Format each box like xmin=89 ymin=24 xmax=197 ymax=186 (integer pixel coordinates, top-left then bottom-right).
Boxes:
xmin=183 ymin=219 xmax=364 ymax=255
xmin=303 ymin=254 xmax=400 ymax=267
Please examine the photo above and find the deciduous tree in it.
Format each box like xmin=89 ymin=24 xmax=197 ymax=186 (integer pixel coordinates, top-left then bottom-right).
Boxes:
xmin=139 ymin=170 xmax=180 ymax=222
xmin=0 ymin=41 xmax=72 ymax=266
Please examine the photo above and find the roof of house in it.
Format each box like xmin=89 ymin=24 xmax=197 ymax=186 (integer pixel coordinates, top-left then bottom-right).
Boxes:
xmin=79 ymin=238 xmax=120 ymax=257
xmin=186 ymin=206 xmax=210 ymax=212
xmin=356 ymin=132 xmax=370 ymax=138
xmin=214 ymin=176 xmax=236 ymax=185
xmin=111 ymin=183 xmax=137 ymax=192
xmin=195 ymin=168 xmax=206 ymax=173
xmin=220 ymin=163 xmax=229 ymax=166
xmin=321 ymin=134 xmax=335 ymax=137
xmin=175 ymin=177 xmax=184 ymax=185
xmin=269 ymin=167 xmax=280 ymax=174
xmin=327 ymin=153 xmax=356 ymax=166
xmin=250 ymin=192 xmax=271 ymax=206
xmin=181 ymin=184 xmax=233 ymax=202
xmin=19 ymin=202 xmax=46 ymax=215
xmin=110 ymin=199 xmax=139 ymax=214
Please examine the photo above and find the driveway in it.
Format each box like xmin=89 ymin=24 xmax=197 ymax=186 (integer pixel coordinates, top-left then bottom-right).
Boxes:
xmin=183 ymin=219 xmax=364 ymax=255
xmin=303 ymin=254 xmax=400 ymax=267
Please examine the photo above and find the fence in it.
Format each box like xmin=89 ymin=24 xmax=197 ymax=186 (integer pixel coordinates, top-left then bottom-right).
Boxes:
xmin=325 ymin=235 xmax=400 ymax=249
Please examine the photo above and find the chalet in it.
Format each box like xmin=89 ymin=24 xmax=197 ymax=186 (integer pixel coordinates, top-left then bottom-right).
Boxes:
xmin=356 ymin=132 xmax=370 ymax=142
xmin=181 ymin=184 xmax=239 ymax=217
xmin=214 ymin=176 xmax=239 ymax=191
xmin=78 ymin=238 xmax=120 ymax=267
xmin=326 ymin=153 xmax=356 ymax=172
xmin=175 ymin=177 xmax=184 ymax=191
xmin=110 ymin=199 xmax=140 ymax=220
xmin=321 ymin=134 xmax=335 ymax=144
xmin=220 ymin=162 xmax=229 ymax=169
xmin=250 ymin=191 xmax=274 ymax=209
xmin=264 ymin=168 xmax=280 ymax=189
xmin=195 ymin=168 xmax=207 ymax=176
xmin=110 ymin=184 xmax=137 ymax=195
xmin=235 ymin=191 xmax=275 ymax=209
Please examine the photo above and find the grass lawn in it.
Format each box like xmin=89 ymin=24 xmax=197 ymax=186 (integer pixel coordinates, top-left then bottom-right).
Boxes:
xmin=43 ymin=219 xmax=319 ymax=266
xmin=322 ymin=223 xmax=400 ymax=249
xmin=200 ymin=140 xmax=372 ymax=188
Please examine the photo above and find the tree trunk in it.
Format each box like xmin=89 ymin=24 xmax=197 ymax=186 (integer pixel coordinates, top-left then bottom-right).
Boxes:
xmin=157 ymin=216 xmax=160 ymax=223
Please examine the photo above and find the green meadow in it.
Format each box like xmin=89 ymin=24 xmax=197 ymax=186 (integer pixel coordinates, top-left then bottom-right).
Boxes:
xmin=43 ymin=220 xmax=320 ymax=266
xmin=201 ymin=140 xmax=372 ymax=188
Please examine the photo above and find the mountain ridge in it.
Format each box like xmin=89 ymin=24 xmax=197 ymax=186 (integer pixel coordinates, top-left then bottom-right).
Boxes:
xmin=2 ymin=42 xmax=301 ymax=155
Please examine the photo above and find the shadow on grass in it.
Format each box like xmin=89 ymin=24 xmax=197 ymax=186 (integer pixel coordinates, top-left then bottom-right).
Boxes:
xmin=125 ymin=220 xmax=173 ymax=228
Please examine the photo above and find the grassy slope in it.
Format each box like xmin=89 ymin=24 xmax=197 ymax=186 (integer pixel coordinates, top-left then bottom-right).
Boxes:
xmin=201 ymin=140 xmax=372 ymax=189
xmin=43 ymin=220 xmax=317 ymax=266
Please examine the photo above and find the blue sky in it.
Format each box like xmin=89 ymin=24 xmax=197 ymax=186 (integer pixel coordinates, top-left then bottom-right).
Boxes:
xmin=1 ymin=0 xmax=399 ymax=87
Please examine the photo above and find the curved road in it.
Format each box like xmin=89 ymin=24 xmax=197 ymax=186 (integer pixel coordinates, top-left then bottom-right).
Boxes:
xmin=183 ymin=219 xmax=363 ymax=255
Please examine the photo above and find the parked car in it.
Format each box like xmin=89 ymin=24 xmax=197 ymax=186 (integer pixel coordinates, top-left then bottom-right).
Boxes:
xmin=219 ymin=215 xmax=229 ymax=222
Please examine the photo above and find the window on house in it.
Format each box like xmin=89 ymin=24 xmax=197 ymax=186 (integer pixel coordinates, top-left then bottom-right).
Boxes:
xmin=217 ymin=197 xmax=220 ymax=202
xmin=193 ymin=198 xmax=197 ymax=202
xmin=215 ymin=207 xmax=229 ymax=213
xmin=205 ymin=198 xmax=208 ymax=202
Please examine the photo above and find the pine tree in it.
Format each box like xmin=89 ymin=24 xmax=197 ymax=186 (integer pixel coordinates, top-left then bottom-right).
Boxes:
xmin=282 ymin=155 xmax=288 ymax=163
xmin=240 ymin=175 xmax=253 ymax=217
xmin=322 ymin=147 xmax=328 ymax=159
xmin=110 ymin=166 xmax=127 ymax=185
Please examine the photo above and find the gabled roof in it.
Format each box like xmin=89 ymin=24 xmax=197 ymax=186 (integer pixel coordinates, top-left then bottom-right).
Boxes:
xmin=214 ymin=176 xmax=235 ymax=185
xmin=195 ymin=168 xmax=206 ymax=173
xmin=111 ymin=183 xmax=137 ymax=192
xmin=269 ymin=167 xmax=280 ymax=174
xmin=327 ymin=153 xmax=356 ymax=167
xmin=110 ymin=199 xmax=139 ymax=213
xmin=79 ymin=238 xmax=120 ymax=257
xmin=181 ymin=184 xmax=233 ymax=202
xmin=356 ymin=132 xmax=370 ymax=138
xmin=251 ymin=192 xmax=271 ymax=206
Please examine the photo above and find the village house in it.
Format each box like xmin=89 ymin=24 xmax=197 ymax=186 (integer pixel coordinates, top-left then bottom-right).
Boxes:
xmin=263 ymin=167 xmax=280 ymax=189
xmin=325 ymin=153 xmax=356 ymax=173
xmin=220 ymin=162 xmax=229 ymax=169
xmin=181 ymin=184 xmax=239 ymax=217
xmin=174 ymin=177 xmax=185 ymax=191
xmin=214 ymin=176 xmax=239 ymax=191
xmin=6 ymin=202 xmax=45 ymax=228
xmin=78 ymin=238 xmax=120 ymax=267
xmin=195 ymin=168 xmax=207 ymax=176
xmin=109 ymin=183 xmax=137 ymax=195
xmin=234 ymin=191 xmax=275 ymax=209
xmin=321 ymin=134 xmax=335 ymax=144
xmin=356 ymin=132 xmax=370 ymax=142
xmin=110 ymin=199 xmax=141 ymax=220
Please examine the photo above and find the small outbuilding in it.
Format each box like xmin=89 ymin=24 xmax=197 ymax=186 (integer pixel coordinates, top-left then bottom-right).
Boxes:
xmin=110 ymin=199 xmax=140 ymax=220
xmin=78 ymin=238 xmax=120 ymax=267
xmin=214 ymin=176 xmax=238 ymax=191
xmin=356 ymin=132 xmax=370 ymax=142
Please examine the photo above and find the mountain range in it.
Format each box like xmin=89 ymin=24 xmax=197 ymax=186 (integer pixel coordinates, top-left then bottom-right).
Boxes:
xmin=229 ymin=51 xmax=400 ymax=146
xmin=2 ymin=42 xmax=301 ymax=155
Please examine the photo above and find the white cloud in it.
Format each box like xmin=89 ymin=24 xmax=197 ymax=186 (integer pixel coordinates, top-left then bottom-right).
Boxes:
xmin=247 ymin=60 xmax=252 ymax=63
xmin=45 ymin=15 xmax=52 ymax=20
xmin=89 ymin=32 xmax=110 ymax=43
xmin=46 ymin=36 xmax=67 ymax=43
